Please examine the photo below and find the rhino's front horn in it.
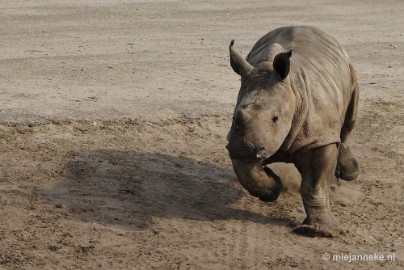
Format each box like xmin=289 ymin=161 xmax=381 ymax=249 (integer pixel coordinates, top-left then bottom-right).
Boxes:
xmin=229 ymin=40 xmax=253 ymax=78
xmin=231 ymin=159 xmax=283 ymax=202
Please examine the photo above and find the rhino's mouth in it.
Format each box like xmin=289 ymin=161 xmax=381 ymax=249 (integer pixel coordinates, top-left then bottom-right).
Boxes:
xmin=226 ymin=144 xmax=269 ymax=161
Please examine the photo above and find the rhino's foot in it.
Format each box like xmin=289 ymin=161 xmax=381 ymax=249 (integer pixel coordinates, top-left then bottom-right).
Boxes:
xmin=294 ymin=213 xmax=346 ymax=237
xmin=336 ymin=144 xmax=359 ymax=181
xmin=294 ymin=224 xmax=345 ymax=237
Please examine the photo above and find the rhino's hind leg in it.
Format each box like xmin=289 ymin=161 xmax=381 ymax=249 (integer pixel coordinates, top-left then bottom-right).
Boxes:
xmin=335 ymin=144 xmax=359 ymax=181
xmin=336 ymin=63 xmax=360 ymax=182
xmin=293 ymin=144 xmax=345 ymax=237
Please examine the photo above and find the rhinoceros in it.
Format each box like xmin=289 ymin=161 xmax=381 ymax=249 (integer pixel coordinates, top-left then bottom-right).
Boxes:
xmin=226 ymin=26 xmax=359 ymax=236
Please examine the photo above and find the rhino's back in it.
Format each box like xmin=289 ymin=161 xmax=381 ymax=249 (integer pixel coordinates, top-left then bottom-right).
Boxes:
xmin=247 ymin=26 xmax=355 ymax=151
xmin=246 ymin=26 xmax=352 ymax=100
xmin=247 ymin=26 xmax=348 ymax=66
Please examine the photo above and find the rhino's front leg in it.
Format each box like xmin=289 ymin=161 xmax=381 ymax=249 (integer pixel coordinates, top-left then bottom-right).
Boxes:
xmin=293 ymin=144 xmax=344 ymax=237
xmin=231 ymin=159 xmax=283 ymax=202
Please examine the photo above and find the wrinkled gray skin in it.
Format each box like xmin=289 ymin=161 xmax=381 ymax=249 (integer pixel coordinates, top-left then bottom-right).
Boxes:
xmin=226 ymin=26 xmax=359 ymax=237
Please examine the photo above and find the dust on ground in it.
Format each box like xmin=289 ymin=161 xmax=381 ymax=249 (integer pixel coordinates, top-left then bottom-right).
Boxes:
xmin=1 ymin=106 xmax=403 ymax=269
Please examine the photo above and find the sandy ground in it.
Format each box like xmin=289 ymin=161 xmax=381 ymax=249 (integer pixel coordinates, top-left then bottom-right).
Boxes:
xmin=0 ymin=0 xmax=403 ymax=269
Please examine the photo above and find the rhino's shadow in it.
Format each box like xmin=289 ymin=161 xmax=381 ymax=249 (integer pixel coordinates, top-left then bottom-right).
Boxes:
xmin=40 ymin=150 xmax=295 ymax=230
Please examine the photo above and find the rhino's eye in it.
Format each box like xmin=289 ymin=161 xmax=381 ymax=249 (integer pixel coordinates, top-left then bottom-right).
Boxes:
xmin=272 ymin=116 xmax=279 ymax=123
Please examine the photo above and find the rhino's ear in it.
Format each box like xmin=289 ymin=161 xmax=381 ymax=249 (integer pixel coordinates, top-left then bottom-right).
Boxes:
xmin=273 ymin=50 xmax=292 ymax=80
xmin=229 ymin=40 xmax=253 ymax=78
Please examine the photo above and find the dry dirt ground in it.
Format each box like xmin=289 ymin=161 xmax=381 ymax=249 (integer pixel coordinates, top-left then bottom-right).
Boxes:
xmin=0 ymin=0 xmax=403 ymax=269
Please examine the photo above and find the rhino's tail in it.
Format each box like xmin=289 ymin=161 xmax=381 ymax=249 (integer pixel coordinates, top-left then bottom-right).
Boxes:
xmin=340 ymin=63 xmax=359 ymax=143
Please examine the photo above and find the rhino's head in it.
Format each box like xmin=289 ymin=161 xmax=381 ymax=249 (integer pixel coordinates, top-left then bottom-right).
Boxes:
xmin=226 ymin=40 xmax=296 ymax=201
